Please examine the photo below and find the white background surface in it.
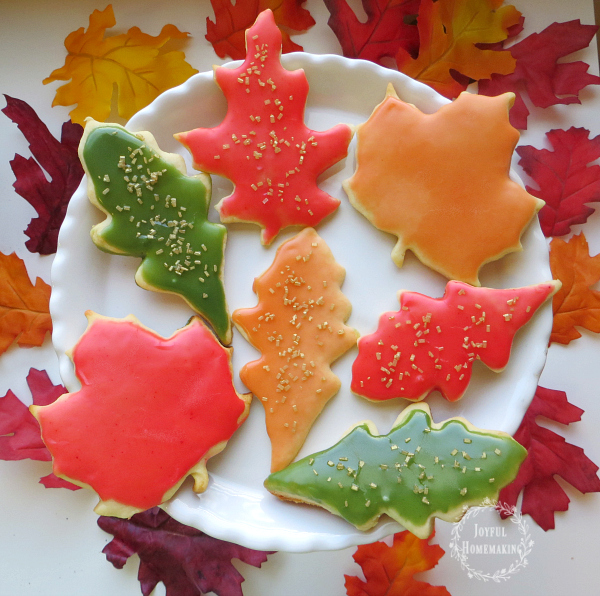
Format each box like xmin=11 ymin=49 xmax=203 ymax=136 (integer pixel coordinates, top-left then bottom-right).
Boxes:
xmin=1 ymin=0 xmax=599 ymax=594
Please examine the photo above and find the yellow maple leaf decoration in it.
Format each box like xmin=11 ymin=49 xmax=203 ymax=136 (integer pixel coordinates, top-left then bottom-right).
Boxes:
xmin=43 ymin=5 xmax=198 ymax=125
xmin=343 ymin=87 xmax=543 ymax=286
xmin=233 ymin=228 xmax=359 ymax=472
xmin=396 ymin=0 xmax=521 ymax=99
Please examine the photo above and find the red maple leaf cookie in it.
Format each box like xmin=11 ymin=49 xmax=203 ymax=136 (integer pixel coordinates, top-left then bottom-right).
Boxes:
xmin=31 ymin=313 xmax=251 ymax=518
xmin=176 ymin=10 xmax=353 ymax=245
xmin=352 ymin=281 xmax=559 ymax=402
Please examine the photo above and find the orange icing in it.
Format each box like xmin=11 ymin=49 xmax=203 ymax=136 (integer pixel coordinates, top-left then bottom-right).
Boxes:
xmin=343 ymin=87 xmax=544 ymax=286
xmin=32 ymin=314 xmax=250 ymax=517
xmin=233 ymin=228 xmax=358 ymax=471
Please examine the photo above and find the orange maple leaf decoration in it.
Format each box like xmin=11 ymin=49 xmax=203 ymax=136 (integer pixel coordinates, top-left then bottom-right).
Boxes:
xmin=343 ymin=86 xmax=543 ymax=285
xmin=206 ymin=0 xmax=316 ymax=59
xmin=232 ymin=228 xmax=358 ymax=472
xmin=345 ymin=530 xmax=450 ymax=596
xmin=177 ymin=10 xmax=353 ymax=245
xmin=0 ymin=252 xmax=52 ymax=355
xmin=43 ymin=5 xmax=198 ymax=126
xmin=396 ymin=0 xmax=521 ymax=99
xmin=550 ymin=233 xmax=600 ymax=344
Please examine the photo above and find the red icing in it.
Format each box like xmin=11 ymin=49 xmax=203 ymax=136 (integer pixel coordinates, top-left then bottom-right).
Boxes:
xmin=35 ymin=315 xmax=248 ymax=510
xmin=352 ymin=281 xmax=557 ymax=402
xmin=176 ymin=10 xmax=353 ymax=245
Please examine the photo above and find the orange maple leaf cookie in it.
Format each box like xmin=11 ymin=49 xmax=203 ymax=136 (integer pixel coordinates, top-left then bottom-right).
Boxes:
xmin=176 ymin=10 xmax=353 ymax=245
xmin=31 ymin=313 xmax=250 ymax=518
xmin=343 ymin=86 xmax=544 ymax=286
xmin=232 ymin=228 xmax=359 ymax=472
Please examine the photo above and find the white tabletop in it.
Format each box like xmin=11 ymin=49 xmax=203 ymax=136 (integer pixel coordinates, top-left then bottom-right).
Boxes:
xmin=1 ymin=1 xmax=599 ymax=594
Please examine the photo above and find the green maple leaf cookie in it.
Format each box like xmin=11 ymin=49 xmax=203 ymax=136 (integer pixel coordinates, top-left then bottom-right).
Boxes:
xmin=80 ymin=120 xmax=230 ymax=343
xmin=265 ymin=403 xmax=527 ymax=538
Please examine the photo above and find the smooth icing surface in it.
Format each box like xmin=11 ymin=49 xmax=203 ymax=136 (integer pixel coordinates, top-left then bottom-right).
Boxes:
xmin=265 ymin=403 xmax=527 ymax=538
xmin=352 ymin=280 xmax=559 ymax=402
xmin=32 ymin=314 xmax=250 ymax=516
xmin=343 ymin=87 xmax=544 ymax=285
xmin=176 ymin=10 xmax=353 ymax=245
xmin=233 ymin=228 xmax=359 ymax=471
xmin=81 ymin=120 xmax=231 ymax=344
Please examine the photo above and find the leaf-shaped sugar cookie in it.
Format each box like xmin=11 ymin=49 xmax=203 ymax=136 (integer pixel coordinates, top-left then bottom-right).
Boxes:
xmin=177 ymin=10 xmax=353 ymax=245
xmin=31 ymin=313 xmax=250 ymax=518
xmin=80 ymin=120 xmax=231 ymax=344
xmin=343 ymin=87 xmax=544 ymax=286
xmin=265 ymin=403 xmax=527 ymax=538
xmin=233 ymin=228 xmax=358 ymax=472
xmin=352 ymin=280 xmax=559 ymax=402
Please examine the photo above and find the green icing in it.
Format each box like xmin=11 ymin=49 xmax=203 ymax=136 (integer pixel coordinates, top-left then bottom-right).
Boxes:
xmin=82 ymin=124 xmax=230 ymax=343
xmin=265 ymin=405 xmax=527 ymax=535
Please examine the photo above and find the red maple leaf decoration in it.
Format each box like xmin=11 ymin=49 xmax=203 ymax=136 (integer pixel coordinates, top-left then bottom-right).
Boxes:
xmin=99 ymin=507 xmax=274 ymax=596
xmin=499 ymin=386 xmax=600 ymax=531
xmin=324 ymin=0 xmax=419 ymax=64
xmin=177 ymin=9 xmax=353 ymax=245
xmin=478 ymin=20 xmax=600 ymax=129
xmin=2 ymin=95 xmax=83 ymax=254
xmin=0 ymin=368 xmax=79 ymax=490
xmin=206 ymin=0 xmax=315 ymax=60
xmin=344 ymin=530 xmax=450 ymax=596
xmin=517 ymin=128 xmax=600 ymax=238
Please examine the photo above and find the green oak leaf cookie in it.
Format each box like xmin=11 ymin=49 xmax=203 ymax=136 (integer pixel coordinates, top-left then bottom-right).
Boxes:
xmin=265 ymin=403 xmax=527 ymax=538
xmin=80 ymin=120 xmax=230 ymax=343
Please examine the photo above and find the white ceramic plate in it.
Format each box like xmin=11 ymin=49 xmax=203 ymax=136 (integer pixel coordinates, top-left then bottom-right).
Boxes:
xmin=51 ymin=53 xmax=553 ymax=553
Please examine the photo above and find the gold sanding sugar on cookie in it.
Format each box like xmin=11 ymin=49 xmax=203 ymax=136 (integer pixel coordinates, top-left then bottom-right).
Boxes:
xmin=31 ymin=313 xmax=250 ymax=518
xmin=343 ymin=86 xmax=544 ymax=286
xmin=233 ymin=228 xmax=359 ymax=472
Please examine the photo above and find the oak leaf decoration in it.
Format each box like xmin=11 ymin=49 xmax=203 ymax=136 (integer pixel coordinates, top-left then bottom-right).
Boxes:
xmin=2 ymin=95 xmax=83 ymax=255
xmin=550 ymin=233 xmax=600 ymax=344
xmin=396 ymin=0 xmax=521 ymax=99
xmin=499 ymin=386 xmax=600 ymax=530
xmin=345 ymin=530 xmax=450 ymax=596
xmin=43 ymin=5 xmax=198 ymax=125
xmin=0 ymin=252 xmax=52 ymax=355
xmin=206 ymin=0 xmax=315 ymax=59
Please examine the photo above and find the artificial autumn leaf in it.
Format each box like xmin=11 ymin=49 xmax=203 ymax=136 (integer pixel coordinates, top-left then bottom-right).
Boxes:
xmin=345 ymin=530 xmax=450 ymax=596
xmin=549 ymin=233 xmax=600 ymax=344
xmin=0 ymin=252 xmax=52 ymax=355
xmin=395 ymin=0 xmax=521 ymax=99
xmin=206 ymin=0 xmax=315 ymax=59
xmin=324 ymin=0 xmax=419 ymax=64
xmin=343 ymin=88 xmax=542 ymax=285
xmin=517 ymin=128 xmax=600 ymax=238
xmin=2 ymin=95 xmax=83 ymax=255
xmin=233 ymin=228 xmax=358 ymax=471
xmin=499 ymin=386 xmax=600 ymax=530
xmin=479 ymin=20 xmax=600 ymax=129
xmin=265 ymin=403 xmax=526 ymax=538
xmin=99 ymin=507 xmax=273 ymax=596
xmin=0 ymin=368 xmax=79 ymax=490
xmin=352 ymin=280 xmax=557 ymax=402
xmin=177 ymin=10 xmax=353 ymax=245
xmin=80 ymin=120 xmax=231 ymax=344
xmin=43 ymin=5 xmax=198 ymax=126
xmin=32 ymin=313 xmax=250 ymax=517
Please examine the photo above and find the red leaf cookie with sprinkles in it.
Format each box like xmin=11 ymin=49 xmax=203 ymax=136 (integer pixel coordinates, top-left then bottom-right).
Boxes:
xmin=31 ymin=313 xmax=251 ymax=518
xmin=352 ymin=281 xmax=559 ymax=403
xmin=232 ymin=228 xmax=359 ymax=472
xmin=176 ymin=10 xmax=354 ymax=245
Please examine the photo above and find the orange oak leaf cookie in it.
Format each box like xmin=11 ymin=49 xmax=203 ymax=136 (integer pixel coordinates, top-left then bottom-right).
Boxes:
xmin=176 ymin=10 xmax=353 ymax=245
xmin=31 ymin=313 xmax=250 ymax=518
xmin=352 ymin=280 xmax=559 ymax=403
xmin=232 ymin=228 xmax=358 ymax=472
xmin=343 ymin=86 xmax=544 ymax=286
